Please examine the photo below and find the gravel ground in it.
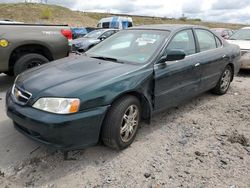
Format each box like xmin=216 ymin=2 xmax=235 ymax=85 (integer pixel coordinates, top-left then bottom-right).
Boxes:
xmin=0 ymin=71 xmax=250 ymax=188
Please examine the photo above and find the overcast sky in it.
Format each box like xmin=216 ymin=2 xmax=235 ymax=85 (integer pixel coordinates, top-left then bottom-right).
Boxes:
xmin=2 ymin=0 xmax=250 ymax=24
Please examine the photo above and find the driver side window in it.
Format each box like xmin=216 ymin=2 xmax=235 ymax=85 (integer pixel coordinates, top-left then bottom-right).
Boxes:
xmin=166 ymin=29 xmax=196 ymax=56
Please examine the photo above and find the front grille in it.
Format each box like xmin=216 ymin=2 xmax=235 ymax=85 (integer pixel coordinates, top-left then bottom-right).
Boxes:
xmin=12 ymin=85 xmax=32 ymax=105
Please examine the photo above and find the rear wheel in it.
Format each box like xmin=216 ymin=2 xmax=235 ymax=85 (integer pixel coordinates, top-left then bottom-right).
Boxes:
xmin=102 ymin=95 xmax=141 ymax=150
xmin=14 ymin=53 xmax=49 ymax=76
xmin=211 ymin=65 xmax=233 ymax=95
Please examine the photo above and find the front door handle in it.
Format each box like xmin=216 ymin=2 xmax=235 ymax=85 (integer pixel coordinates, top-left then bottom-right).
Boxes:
xmin=194 ymin=63 xmax=200 ymax=67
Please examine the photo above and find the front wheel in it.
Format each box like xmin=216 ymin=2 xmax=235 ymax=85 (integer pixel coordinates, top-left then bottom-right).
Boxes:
xmin=211 ymin=65 xmax=233 ymax=95
xmin=101 ymin=95 xmax=141 ymax=150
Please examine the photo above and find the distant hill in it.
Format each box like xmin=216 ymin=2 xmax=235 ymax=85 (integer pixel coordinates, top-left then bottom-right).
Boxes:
xmin=0 ymin=3 xmax=246 ymax=29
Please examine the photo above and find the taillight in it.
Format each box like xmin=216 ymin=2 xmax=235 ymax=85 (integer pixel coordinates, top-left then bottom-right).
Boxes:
xmin=61 ymin=29 xmax=72 ymax=41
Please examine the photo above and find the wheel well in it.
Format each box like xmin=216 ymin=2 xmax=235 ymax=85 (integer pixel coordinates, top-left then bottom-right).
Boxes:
xmin=228 ymin=63 xmax=234 ymax=81
xmin=111 ymin=92 xmax=152 ymax=123
xmin=9 ymin=44 xmax=53 ymax=70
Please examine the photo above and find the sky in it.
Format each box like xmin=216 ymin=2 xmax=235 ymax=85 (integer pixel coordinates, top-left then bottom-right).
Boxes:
xmin=2 ymin=0 xmax=250 ymax=24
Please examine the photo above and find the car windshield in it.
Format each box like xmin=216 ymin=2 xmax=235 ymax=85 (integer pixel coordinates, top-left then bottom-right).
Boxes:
xmin=86 ymin=30 xmax=170 ymax=64
xmin=229 ymin=29 xmax=250 ymax=40
xmin=84 ymin=30 xmax=106 ymax=38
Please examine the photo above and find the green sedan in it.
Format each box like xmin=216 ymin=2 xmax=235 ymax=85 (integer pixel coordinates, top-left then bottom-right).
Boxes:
xmin=6 ymin=24 xmax=241 ymax=150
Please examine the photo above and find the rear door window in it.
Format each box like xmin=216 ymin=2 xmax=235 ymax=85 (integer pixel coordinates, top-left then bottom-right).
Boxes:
xmin=195 ymin=29 xmax=217 ymax=52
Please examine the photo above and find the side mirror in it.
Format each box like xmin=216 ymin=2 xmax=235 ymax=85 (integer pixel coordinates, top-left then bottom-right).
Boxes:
xmin=165 ymin=49 xmax=186 ymax=61
xmin=99 ymin=36 xmax=106 ymax=41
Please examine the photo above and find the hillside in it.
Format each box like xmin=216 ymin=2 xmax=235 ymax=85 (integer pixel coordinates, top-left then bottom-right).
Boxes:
xmin=0 ymin=3 xmax=247 ymax=29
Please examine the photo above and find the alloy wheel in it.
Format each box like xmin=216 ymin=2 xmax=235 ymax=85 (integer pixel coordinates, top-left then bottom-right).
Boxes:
xmin=220 ymin=69 xmax=231 ymax=92
xmin=120 ymin=104 xmax=139 ymax=143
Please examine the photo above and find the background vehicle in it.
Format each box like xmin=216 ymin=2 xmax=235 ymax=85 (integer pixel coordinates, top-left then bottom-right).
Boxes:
xmin=6 ymin=25 xmax=241 ymax=151
xmin=97 ymin=16 xmax=133 ymax=29
xmin=70 ymin=28 xmax=118 ymax=53
xmin=0 ymin=23 xmax=72 ymax=76
xmin=227 ymin=27 xmax=250 ymax=69
xmin=211 ymin=28 xmax=233 ymax=39
xmin=71 ymin=27 xmax=98 ymax=39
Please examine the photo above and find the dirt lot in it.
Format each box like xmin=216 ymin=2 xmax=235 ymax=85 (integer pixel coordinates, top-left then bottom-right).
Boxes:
xmin=0 ymin=71 xmax=250 ymax=188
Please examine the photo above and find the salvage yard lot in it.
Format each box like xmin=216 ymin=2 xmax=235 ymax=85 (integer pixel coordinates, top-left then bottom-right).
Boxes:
xmin=0 ymin=72 xmax=250 ymax=187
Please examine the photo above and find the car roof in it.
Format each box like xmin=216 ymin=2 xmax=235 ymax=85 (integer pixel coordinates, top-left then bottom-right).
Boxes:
xmin=129 ymin=24 xmax=208 ymax=32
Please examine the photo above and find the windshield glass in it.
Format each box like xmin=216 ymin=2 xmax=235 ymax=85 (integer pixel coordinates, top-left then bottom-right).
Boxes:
xmin=86 ymin=30 xmax=170 ymax=64
xmin=85 ymin=30 xmax=106 ymax=38
xmin=229 ymin=29 xmax=250 ymax=40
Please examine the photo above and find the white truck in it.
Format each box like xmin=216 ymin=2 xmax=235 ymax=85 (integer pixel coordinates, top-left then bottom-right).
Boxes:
xmin=97 ymin=16 xmax=133 ymax=30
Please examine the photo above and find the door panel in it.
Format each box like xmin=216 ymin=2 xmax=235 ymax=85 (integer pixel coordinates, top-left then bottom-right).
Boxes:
xmin=153 ymin=29 xmax=201 ymax=111
xmin=196 ymin=49 xmax=228 ymax=92
xmin=154 ymin=55 xmax=201 ymax=111
xmin=194 ymin=29 xmax=228 ymax=92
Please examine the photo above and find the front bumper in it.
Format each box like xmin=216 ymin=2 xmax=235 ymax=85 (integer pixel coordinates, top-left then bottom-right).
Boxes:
xmin=6 ymin=90 xmax=109 ymax=150
xmin=239 ymin=51 xmax=250 ymax=69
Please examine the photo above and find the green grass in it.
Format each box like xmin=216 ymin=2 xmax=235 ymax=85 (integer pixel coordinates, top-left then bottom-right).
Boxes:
xmin=0 ymin=3 xmax=247 ymax=29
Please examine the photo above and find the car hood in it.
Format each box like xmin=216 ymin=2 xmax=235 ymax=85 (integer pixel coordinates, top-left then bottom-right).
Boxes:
xmin=16 ymin=55 xmax=140 ymax=98
xmin=227 ymin=39 xmax=250 ymax=50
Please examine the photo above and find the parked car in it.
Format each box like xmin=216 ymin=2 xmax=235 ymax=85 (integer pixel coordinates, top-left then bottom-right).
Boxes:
xmin=97 ymin=16 xmax=133 ymax=29
xmin=71 ymin=27 xmax=98 ymax=39
xmin=211 ymin=28 xmax=233 ymax=39
xmin=6 ymin=25 xmax=241 ymax=150
xmin=227 ymin=27 xmax=250 ymax=69
xmin=0 ymin=23 xmax=71 ymax=76
xmin=70 ymin=29 xmax=118 ymax=53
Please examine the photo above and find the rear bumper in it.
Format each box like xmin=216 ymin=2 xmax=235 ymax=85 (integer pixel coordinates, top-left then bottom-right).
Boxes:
xmin=6 ymin=90 xmax=109 ymax=150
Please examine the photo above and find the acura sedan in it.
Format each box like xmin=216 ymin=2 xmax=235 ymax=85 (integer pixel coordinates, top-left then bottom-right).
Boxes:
xmin=6 ymin=24 xmax=241 ymax=150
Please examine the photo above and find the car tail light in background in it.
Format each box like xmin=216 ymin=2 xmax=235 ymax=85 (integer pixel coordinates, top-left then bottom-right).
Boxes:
xmin=61 ymin=29 xmax=72 ymax=41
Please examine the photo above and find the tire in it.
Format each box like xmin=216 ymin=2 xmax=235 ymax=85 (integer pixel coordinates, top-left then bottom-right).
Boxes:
xmin=102 ymin=95 xmax=141 ymax=150
xmin=14 ymin=53 xmax=49 ymax=76
xmin=211 ymin=65 xmax=233 ymax=95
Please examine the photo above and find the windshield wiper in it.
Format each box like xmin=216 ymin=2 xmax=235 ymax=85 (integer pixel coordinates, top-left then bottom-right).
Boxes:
xmin=90 ymin=56 xmax=124 ymax=64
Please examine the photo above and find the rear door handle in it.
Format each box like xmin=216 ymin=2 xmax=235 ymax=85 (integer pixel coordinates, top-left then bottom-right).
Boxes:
xmin=194 ymin=63 xmax=200 ymax=67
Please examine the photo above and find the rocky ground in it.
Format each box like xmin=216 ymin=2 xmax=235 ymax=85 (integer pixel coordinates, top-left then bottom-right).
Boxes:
xmin=0 ymin=71 xmax=249 ymax=188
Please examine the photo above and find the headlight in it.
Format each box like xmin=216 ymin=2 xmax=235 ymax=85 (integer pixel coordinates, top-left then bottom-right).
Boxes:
xmin=33 ymin=97 xmax=80 ymax=114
